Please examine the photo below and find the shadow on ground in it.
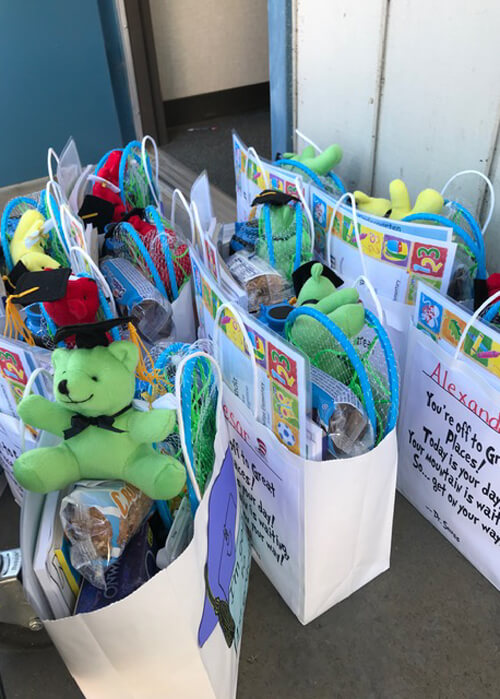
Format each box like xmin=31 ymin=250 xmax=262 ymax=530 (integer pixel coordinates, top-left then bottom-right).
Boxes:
xmin=1 ymin=491 xmax=498 ymax=698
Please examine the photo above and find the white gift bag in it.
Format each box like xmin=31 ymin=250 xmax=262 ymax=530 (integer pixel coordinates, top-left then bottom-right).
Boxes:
xmin=20 ymin=353 xmax=251 ymax=699
xmin=214 ymin=302 xmax=399 ymax=625
xmin=398 ymin=292 xmax=500 ymax=590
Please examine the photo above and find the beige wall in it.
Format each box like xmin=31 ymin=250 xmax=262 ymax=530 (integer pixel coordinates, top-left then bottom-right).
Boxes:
xmin=150 ymin=0 xmax=269 ymax=101
xmin=295 ymin=0 xmax=500 ymax=270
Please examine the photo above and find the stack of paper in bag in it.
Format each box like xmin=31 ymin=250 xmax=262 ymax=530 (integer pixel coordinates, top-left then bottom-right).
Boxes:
xmin=33 ymin=491 xmax=81 ymax=618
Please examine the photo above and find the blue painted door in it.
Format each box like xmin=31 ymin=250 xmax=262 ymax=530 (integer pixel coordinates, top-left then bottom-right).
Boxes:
xmin=267 ymin=0 xmax=293 ymax=157
xmin=0 ymin=0 xmax=123 ymax=186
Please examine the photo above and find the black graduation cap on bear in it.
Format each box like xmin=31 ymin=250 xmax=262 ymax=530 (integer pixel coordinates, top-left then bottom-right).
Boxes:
xmin=251 ymin=189 xmax=300 ymax=207
xmin=3 ymin=260 xmax=30 ymax=296
xmin=53 ymin=317 xmax=134 ymax=349
xmin=6 ymin=268 xmax=71 ymax=306
xmin=78 ymin=195 xmax=116 ymax=235
xmin=291 ymin=260 xmax=343 ymax=298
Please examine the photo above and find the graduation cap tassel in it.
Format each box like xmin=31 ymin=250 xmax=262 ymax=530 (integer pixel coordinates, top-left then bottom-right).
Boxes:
xmin=127 ymin=322 xmax=162 ymax=394
xmin=4 ymin=289 xmax=38 ymax=346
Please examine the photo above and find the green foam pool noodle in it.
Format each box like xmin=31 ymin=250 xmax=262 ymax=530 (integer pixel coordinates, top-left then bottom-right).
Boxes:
xmin=283 ymin=144 xmax=343 ymax=175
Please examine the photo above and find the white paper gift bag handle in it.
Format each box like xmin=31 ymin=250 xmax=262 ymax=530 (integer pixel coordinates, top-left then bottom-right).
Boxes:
xmin=47 ymin=147 xmax=60 ymax=184
xmin=247 ymin=146 xmax=270 ymax=190
xmin=295 ymin=175 xmax=315 ymax=255
xmin=175 ymin=350 xmax=224 ymax=506
xmin=295 ymin=128 xmax=322 ymax=154
xmin=68 ymin=245 xmax=118 ymax=317
xmin=353 ymin=274 xmax=385 ymax=324
xmin=45 ymin=180 xmax=70 ymax=258
xmin=85 ymin=173 xmax=121 ymax=193
xmin=141 ymin=134 xmax=162 ymax=211
xmin=441 ymin=170 xmax=495 ymax=236
xmin=60 ymin=204 xmax=88 ymax=255
xmin=46 ymin=173 xmax=64 ymax=208
xmin=453 ymin=290 xmax=500 ymax=361
xmin=19 ymin=367 xmax=53 ymax=453
xmin=213 ymin=301 xmax=259 ymax=420
xmin=170 ymin=188 xmax=195 ymax=243
xmin=327 ymin=191 xmax=369 ymax=280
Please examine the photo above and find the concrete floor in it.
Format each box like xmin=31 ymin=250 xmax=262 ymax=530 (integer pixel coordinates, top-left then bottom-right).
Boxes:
xmin=1 ymin=111 xmax=499 ymax=697
xmin=162 ymin=109 xmax=272 ymax=198
xmin=1 ymin=489 xmax=499 ymax=698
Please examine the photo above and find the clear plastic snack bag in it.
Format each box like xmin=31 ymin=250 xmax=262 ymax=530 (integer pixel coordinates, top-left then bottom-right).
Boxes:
xmin=227 ymin=250 xmax=292 ymax=313
xmin=311 ymin=365 xmax=375 ymax=458
xmin=101 ymin=256 xmax=175 ymax=343
xmin=60 ymin=480 xmax=152 ymax=589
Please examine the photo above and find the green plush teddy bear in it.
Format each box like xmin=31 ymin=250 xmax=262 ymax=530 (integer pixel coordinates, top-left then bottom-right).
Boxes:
xmin=14 ymin=340 xmax=186 ymax=500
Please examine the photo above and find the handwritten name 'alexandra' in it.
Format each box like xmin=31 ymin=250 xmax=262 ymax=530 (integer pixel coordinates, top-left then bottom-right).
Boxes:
xmin=428 ymin=362 xmax=500 ymax=433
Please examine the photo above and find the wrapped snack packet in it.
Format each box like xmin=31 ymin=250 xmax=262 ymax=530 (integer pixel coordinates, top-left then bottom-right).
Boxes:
xmin=311 ymin=366 xmax=375 ymax=458
xmin=75 ymin=518 xmax=161 ymax=614
xmin=227 ymin=250 xmax=292 ymax=313
xmin=101 ymin=257 xmax=174 ymax=343
xmin=60 ymin=480 xmax=153 ymax=590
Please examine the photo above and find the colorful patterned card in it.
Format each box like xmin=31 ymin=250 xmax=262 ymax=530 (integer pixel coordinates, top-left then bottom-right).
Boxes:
xmin=191 ymin=249 xmax=308 ymax=456
xmin=232 ymin=131 xmax=307 ymax=225
xmin=414 ymin=281 xmax=500 ymax=387
xmin=310 ymin=184 xmax=457 ymax=304
xmin=0 ymin=337 xmax=52 ymax=418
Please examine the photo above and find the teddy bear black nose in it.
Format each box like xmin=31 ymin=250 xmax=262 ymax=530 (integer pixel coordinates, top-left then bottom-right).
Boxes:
xmin=58 ymin=379 xmax=69 ymax=395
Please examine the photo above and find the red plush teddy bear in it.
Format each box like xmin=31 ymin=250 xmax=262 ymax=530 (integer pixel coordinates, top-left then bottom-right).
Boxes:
xmin=44 ymin=276 xmax=100 ymax=327
xmin=92 ymin=150 xmax=126 ymax=222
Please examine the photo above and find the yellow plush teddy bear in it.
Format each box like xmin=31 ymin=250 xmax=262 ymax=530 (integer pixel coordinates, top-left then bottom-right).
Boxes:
xmin=10 ymin=209 xmax=60 ymax=271
xmin=354 ymin=179 xmax=444 ymax=220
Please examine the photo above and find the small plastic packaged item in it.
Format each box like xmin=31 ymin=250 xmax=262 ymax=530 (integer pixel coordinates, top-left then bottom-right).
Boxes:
xmin=101 ymin=256 xmax=174 ymax=343
xmin=227 ymin=249 xmax=292 ymax=313
xmin=75 ymin=517 xmax=160 ymax=614
xmin=229 ymin=220 xmax=259 ymax=254
xmin=311 ymin=366 xmax=374 ymax=458
xmin=60 ymin=480 xmax=153 ymax=590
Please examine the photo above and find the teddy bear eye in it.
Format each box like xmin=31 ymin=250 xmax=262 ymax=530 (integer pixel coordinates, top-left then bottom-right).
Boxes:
xmin=91 ymin=376 xmax=98 ymax=382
